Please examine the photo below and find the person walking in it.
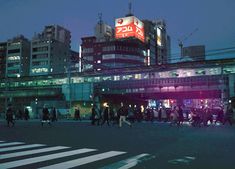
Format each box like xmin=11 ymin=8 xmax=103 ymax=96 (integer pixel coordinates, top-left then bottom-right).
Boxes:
xmin=74 ymin=107 xmax=81 ymax=121
xmin=6 ymin=104 xmax=15 ymax=127
xmin=177 ymin=105 xmax=184 ymax=126
xmin=24 ymin=107 xmax=29 ymax=121
xmin=91 ymin=105 xmax=98 ymax=125
xmin=118 ymin=103 xmax=132 ymax=128
xmin=101 ymin=104 xmax=110 ymax=126
xmin=41 ymin=105 xmax=51 ymax=126
xmin=223 ymin=104 xmax=234 ymax=126
xmin=51 ymin=107 xmax=57 ymax=122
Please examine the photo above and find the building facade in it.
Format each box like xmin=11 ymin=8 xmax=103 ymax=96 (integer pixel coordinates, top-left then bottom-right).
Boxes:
xmin=30 ymin=25 xmax=71 ymax=76
xmin=0 ymin=42 xmax=7 ymax=78
xmin=81 ymin=36 xmax=147 ymax=72
xmin=6 ymin=35 xmax=30 ymax=77
xmin=182 ymin=45 xmax=206 ymax=61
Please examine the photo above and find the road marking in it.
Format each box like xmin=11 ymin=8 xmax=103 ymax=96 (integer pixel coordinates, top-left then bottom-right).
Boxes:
xmin=168 ymin=156 xmax=196 ymax=165
xmin=100 ymin=153 xmax=150 ymax=169
xmin=185 ymin=156 xmax=196 ymax=160
xmin=0 ymin=146 xmax=69 ymax=160
xmin=0 ymin=144 xmax=45 ymax=153
xmin=0 ymin=142 xmax=24 ymax=147
xmin=0 ymin=148 xmax=97 ymax=169
xmin=0 ymin=141 xmax=5 ymax=143
xmin=38 ymin=151 xmax=126 ymax=169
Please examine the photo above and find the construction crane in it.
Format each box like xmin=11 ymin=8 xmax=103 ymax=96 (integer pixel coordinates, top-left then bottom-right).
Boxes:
xmin=178 ymin=28 xmax=199 ymax=57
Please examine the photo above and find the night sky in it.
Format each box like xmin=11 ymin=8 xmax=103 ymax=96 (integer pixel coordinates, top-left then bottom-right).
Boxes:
xmin=0 ymin=0 xmax=235 ymax=60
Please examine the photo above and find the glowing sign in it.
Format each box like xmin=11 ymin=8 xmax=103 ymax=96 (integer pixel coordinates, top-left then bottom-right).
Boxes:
xmin=157 ymin=27 xmax=162 ymax=46
xmin=115 ymin=16 xmax=145 ymax=42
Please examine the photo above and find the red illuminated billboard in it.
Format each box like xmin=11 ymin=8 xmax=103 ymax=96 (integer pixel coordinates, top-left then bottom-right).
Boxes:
xmin=115 ymin=16 xmax=145 ymax=42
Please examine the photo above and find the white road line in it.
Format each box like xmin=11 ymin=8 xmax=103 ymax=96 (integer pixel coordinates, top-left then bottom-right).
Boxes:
xmin=39 ymin=151 xmax=126 ymax=169
xmin=117 ymin=154 xmax=149 ymax=169
xmin=0 ymin=141 xmax=5 ymax=143
xmin=100 ymin=153 xmax=150 ymax=169
xmin=0 ymin=142 xmax=24 ymax=147
xmin=0 ymin=144 xmax=45 ymax=153
xmin=0 ymin=146 xmax=69 ymax=160
xmin=0 ymin=148 xmax=96 ymax=169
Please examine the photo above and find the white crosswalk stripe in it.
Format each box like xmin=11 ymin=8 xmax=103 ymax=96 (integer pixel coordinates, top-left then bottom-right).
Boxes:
xmin=0 ymin=142 xmax=24 ymax=147
xmin=0 ymin=148 xmax=97 ymax=169
xmin=0 ymin=146 xmax=69 ymax=160
xmin=0 ymin=144 xmax=45 ymax=153
xmin=38 ymin=151 xmax=127 ymax=169
xmin=0 ymin=141 xmax=149 ymax=169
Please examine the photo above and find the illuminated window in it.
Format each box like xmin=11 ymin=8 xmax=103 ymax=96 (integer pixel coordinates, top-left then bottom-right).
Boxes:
xmin=32 ymin=68 xmax=48 ymax=73
xmin=8 ymin=55 xmax=20 ymax=61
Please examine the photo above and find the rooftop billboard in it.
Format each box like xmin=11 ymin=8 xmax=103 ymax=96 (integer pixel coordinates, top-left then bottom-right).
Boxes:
xmin=115 ymin=16 xmax=145 ymax=42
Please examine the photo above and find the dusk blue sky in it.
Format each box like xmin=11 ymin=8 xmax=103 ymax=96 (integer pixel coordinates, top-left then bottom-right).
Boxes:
xmin=0 ymin=0 xmax=235 ymax=60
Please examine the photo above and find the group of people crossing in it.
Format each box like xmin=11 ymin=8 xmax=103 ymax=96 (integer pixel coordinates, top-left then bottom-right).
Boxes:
xmin=91 ymin=102 xmax=132 ymax=127
xmin=3 ymin=102 xmax=234 ymax=128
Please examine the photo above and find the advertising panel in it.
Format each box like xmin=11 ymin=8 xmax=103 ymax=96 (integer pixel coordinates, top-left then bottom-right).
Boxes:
xmin=156 ymin=27 xmax=162 ymax=46
xmin=115 ymin=16 xmax=145 ymax=42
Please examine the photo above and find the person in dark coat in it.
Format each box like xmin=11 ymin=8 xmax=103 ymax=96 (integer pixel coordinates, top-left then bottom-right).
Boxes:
xmin=223 ymin=105 xmax=234 ymax=126
xmin=177 ymin=106 xmax=184 ymax=126
xmin=41 ymin=105 xmax=51 ymax=126
xmin=74 ymin=107 xmax=81 ymax=121
xmin=51 ymin=107 xmax=57 ymax=122
xmin=101 ymin=106 xmax=110 ymax=126
xmin=91 ymin=105 xmax=98 ymax=125
xmin=101 ymin=104 xmax=110 ymax=126
xmin=24 ymin=108 xmax=29 ymax=120
xmin=6 ymin=104 xmax=15 ymax=127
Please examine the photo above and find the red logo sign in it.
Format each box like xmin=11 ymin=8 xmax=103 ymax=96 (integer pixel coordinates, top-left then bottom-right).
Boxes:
xmin=115 ymin=16 xmax=145 ymax=42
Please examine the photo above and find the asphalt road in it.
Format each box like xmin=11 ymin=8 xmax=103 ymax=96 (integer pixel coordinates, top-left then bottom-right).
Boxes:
xmin=0 ymin=120 xmax=235 ymax=169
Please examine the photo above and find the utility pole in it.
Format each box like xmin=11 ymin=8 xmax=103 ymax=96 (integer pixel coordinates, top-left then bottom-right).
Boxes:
xmin=4 ymin=76 xmax=8 ymax=114
xmin=67 ymin=55 xmax=72 ymax=114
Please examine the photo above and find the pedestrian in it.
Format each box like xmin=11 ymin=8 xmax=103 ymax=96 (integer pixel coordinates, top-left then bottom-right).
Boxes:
xmin=177 ymin=105 xmax=184 ymax=126
xmin=6 ymin=104 xmax=15 ymax=127
xmin=41 ymin=105 xmax=51 ymax=126
xmin=170 ymin=106 xmax=179 ymax=126
xmin=118 ymin=103 xmax=132 ymax=128
xmin=223 ymin=105 xmax=234 ymax=126
xmin=24 ymin=108 xmax=29 ymax=120
xmin=91 ymin=105 xmax=98 ymax=125
xmin=101 ymin=104 xmax=110 ymax=126
xmin=74 ymin=107 xmax=81 ymax=121
xmin=51 ymin=107 xmax=57 ymax=122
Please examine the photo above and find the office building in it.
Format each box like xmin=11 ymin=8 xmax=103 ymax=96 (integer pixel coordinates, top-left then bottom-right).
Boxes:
xmin=30 ymin=25 xmax=71 ymax=76
xmin=6 ymin=35 xmax=30 ymax=77
xmin=182 ymin=45 xmax=205 ymax=61
xmin=0 ymin=42 xmax=7 ymax=78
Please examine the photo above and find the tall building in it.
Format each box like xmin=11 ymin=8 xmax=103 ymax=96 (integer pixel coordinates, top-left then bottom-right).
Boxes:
xmin=142 ymin=19 xmax=171 ymax=65
xmin=6 ymin=35 xmax=30 ymax=77
xmin=70 ymin=50 xmax=80 ymax=73
xmin=154 ymin=19 xmax=170 ymax=64
xmin=94 ymin=17 xmax=113 ymax=42
xmin=81 ymin=14 xmax=170 ymax=72
xmin=0 ymin=42 xmax=7 ymax=78
xmin=142 ymin=20 xmax=157 ymax=65
xmin=166 ymin=35 xmax=171 ymax=63
xmin=182 ymin=45 xmax=205 ymax=61
xmin=30 ymin=25 xmax=71 ymax=76
xmin=81 ymin=36 xmax=147 ymax=72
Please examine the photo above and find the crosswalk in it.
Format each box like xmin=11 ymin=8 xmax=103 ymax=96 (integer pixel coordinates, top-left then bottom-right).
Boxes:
xmin=0 ymin=140 xmax=150 ymax=169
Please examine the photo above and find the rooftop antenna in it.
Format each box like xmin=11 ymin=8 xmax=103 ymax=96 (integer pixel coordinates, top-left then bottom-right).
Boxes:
xmin=98 ymin=13 xmax=103 ymax=33
xmin=126 ymin=0 xmax=133 ymax=17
